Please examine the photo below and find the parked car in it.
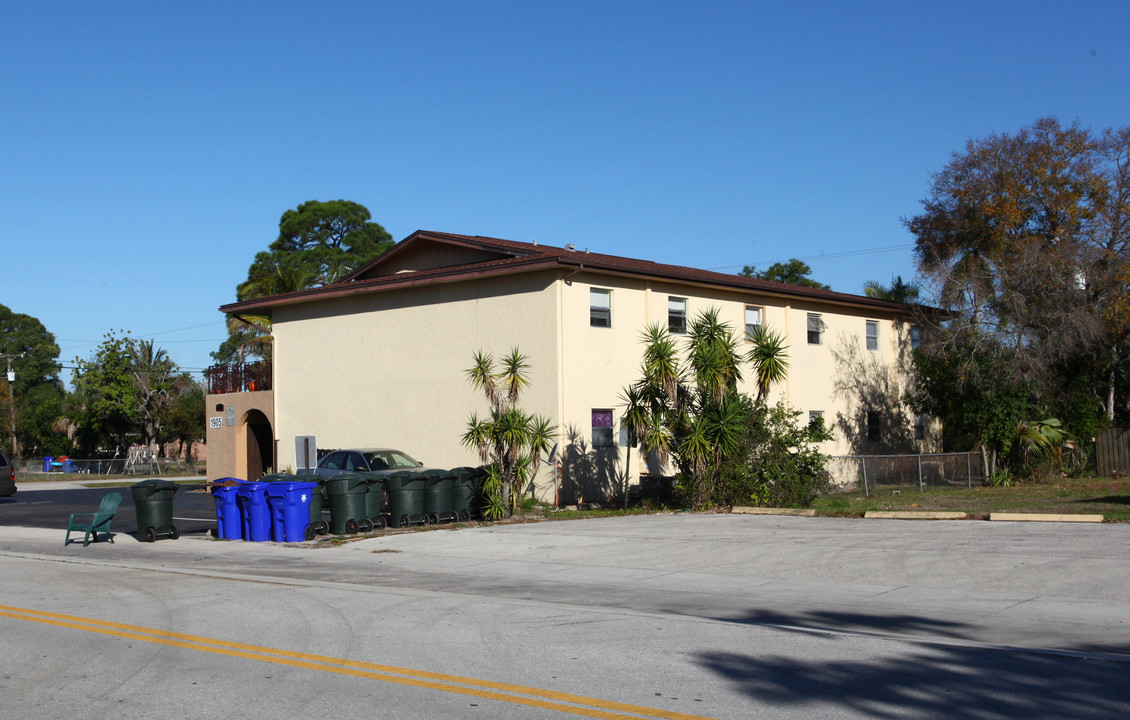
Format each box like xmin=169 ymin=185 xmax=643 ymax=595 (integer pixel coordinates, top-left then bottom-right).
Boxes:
xmin=0 ymin=450 xmax=16 ymax=497
xmin=303 ymin=448 xmax=427 ymax=507
xmin=309 ymin=448 xmax=425 ymax=477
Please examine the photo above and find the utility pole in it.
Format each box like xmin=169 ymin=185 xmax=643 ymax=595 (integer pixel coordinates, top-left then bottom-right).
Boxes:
xmin=2 ymin=353 xmax=25 ymax=457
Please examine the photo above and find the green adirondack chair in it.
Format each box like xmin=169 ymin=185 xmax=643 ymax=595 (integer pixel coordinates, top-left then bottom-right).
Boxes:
xmin=65 ymin=492 xmax=123 ymax=547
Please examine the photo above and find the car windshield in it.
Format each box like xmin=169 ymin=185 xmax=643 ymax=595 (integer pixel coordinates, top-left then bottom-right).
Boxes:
xmin=364 ymin=451 xmax=419 ymax=470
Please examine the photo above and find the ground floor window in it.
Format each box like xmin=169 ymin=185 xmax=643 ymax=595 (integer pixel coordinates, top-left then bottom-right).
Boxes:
xmin=866 ymin=411 xmax=881 ymax=442
xmin=592 ymin=409 xmax=614 ymax=448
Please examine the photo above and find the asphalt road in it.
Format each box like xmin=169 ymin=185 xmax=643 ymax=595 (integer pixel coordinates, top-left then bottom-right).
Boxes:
xmin=1 ymin=484 xmax=1129 ymax=719
xmin=0 ymin=484 xmax=220 ymax=539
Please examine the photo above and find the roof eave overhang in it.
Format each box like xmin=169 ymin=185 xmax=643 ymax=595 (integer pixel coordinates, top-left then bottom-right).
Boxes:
xmin=222 ymin=247 xmax=921 ymax=317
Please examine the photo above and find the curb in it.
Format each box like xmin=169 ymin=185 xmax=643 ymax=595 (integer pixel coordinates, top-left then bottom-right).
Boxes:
xmin=731 ymin=507 xmax=816 ymax=517
xmin=864 ymin=511 xmax=968 ymax=520
xmin=989 ymin=513 xmax=1105 ymax=523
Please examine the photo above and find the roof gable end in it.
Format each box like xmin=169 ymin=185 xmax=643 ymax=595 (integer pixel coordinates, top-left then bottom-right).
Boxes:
xmin=345 ymin=230 xmax=547 ymax=281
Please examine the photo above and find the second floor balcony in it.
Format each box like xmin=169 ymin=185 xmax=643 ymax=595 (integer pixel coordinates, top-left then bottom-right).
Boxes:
xmin=205 ymin=361 xmax=272 ymax=395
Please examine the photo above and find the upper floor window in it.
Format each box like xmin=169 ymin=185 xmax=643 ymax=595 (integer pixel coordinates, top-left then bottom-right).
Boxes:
xmin=592 ymin=409 xmax=614 ymax=448
xmin=910 ymin=325 xmax=923 ymax=350
xmin=590 ymin=288 xmax=611 ymax=328
xmin=807 ymin=313 xmax=824 ymax=345
xmin=745 ymin=305 xmax=763 ymax=340
xmin=866 ymin=320 xmax=879 ymax=351
xmin=668 ymin=297 xmax=687 ymax=334
xmin=808 ymin=410 xmax=824 ymax=430
xmin=914 ymin=415 xmax=926 ymax=441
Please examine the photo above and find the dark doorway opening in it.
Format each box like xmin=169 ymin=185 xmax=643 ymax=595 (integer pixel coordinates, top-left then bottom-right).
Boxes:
xmin=244 ymin=410 xmax=273 ymax=480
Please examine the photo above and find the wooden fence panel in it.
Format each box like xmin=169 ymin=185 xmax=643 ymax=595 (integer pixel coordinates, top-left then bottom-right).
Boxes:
xmin=1096 ymin=428 xmax=1130 ymax=476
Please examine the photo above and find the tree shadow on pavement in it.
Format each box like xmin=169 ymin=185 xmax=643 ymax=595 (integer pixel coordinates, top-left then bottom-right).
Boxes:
xmin=715 ymin=608 xmax=975 ymax=642
xmin=696 ymin=609 xmax=1130 ymax=719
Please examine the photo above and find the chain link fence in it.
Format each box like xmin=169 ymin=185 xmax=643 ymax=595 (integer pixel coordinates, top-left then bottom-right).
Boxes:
xmin=16 ymin=457 xmax=203 ymax=477
xmin=828 ymin=452 xmax=984 ymax=496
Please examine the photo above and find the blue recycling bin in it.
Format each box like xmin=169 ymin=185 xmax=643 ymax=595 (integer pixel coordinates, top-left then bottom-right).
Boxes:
xmin=210 ymin=478 xmax=244 ymax=540
xmin=235 ymin=481 xmax=271 ymax=542
xmin=43 ymin=456 xmax=54 ymax=472
xmin=62 ymin=459 xmax=77 ymax=473
xmin=265 ymin=481 xmax=318 ymax=542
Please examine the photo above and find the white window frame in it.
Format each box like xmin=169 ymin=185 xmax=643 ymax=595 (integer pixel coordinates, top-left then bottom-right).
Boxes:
xmin=590 ymin=288 xmax=611 ymax=328
xmin=592 ymin=408 xmax=615 ymax=448
xmin=866 ymin=320 xmax=879 ymax=351
xmin=807 ymin=313 xmax=824 ymax=345
xmin=668 ymin=297 xmax=687 ymax=334
xmin=914 ymin=415 xmax=926 ymax=441
xmin=745 ymin=305 xmax=763 ymax=341
xmin=910 ymin=325 xmax=923 ymax=350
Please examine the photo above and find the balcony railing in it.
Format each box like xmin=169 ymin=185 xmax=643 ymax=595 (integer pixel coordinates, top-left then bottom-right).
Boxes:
xmin=205 ymin=361 xmax=272 ymax=395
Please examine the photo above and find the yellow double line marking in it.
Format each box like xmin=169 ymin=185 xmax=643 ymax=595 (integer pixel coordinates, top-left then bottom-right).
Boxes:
xmin=0 ymin=604 xmax=716 ymax=720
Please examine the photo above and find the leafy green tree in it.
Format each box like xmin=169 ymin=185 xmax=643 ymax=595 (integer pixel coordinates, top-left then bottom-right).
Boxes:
xmin=863 ymin=275 xmax=920 ymax=303
xmin=215 ymin=200 xmax=391 ymax=363
xmin=907 ymin=334 xmax=1034 ymax=477
xmin=462 ymin=349 xmax=556 ymax=519
xmin=246 ymin=199 xmax=392 ymax=285
xmin=71 ymin=332 xmax=142 ymax=455
xmin=0 ymin=304 xmax=66 ymax=457
xmin=716 ymin=401 xmax=834 ymax=507
xmin=132 ymin=339 xmax=176 ymax=450
xmin=739 ymin=259 xmax=831 ymax=290
xmin=621 ymin=309 xmax=790 ymax=508
xmin=905 ymin=117 xmax=1130 ymax=435
xmin=159 ymin=380 xmax=205 ymax=467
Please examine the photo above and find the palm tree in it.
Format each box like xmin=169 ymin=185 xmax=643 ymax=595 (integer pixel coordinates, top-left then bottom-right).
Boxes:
xmin=226 ymin=264 xmax=319 ymax=361
xmin=131 ymin=339 xmax=175 ymax=450
xmin=462 ymin=348 xmax=557 ymax=518
xmin=863 ymin=275 xmax=921 ymax=303
xmin=623 ymin=308 xmax=767 ymax=507
xmin=747 ymin=325 xmax=790 ymax=402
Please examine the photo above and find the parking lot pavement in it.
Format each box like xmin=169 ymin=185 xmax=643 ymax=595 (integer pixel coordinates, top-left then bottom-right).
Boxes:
xmin=1 ymin=509 xmax=1128 ymax=660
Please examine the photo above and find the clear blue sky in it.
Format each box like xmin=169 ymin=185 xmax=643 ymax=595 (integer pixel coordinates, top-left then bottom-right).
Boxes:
xmin=3 ymin=1 xmax=1127 ymax=383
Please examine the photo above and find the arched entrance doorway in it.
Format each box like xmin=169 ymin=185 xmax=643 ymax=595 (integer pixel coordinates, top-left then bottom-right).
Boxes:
xmin=242 ymin=410 xmax=274 ymax=480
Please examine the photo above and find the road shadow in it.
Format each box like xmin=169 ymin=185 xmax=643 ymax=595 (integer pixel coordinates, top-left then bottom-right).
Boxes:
xmin=714 ymin=608 xmax=974 ymax=642
xmin=697 ymin=643 xmax=1130 ymax=719
xmin=696 ymin=608 xmax=1130 ymax=718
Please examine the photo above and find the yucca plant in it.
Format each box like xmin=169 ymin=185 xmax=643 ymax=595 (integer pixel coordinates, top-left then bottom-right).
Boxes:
xmin=462 ymin=348 xmax=557 ymax=519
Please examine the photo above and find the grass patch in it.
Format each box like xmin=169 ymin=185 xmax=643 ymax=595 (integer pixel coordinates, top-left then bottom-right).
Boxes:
xmin=811 ymin=475 xmax=1130 ymax=521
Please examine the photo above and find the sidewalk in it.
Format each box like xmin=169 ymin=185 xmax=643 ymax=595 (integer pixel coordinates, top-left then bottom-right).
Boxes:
xmin=15 ymin=475 xmax=206 ymax=491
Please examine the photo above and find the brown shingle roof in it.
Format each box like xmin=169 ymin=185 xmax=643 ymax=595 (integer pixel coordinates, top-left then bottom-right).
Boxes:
xmin=221 ymin=230 xmax=913 ymax=314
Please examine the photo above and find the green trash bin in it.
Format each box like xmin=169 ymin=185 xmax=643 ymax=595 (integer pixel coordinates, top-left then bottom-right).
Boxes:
xmin=325 ymin=473 xmax=369 ymax=534
xmin=421 ymin=469 xmax=455 ymax=525
xmin=360 ymin=473 xmax=389 ymax=530
xmin=260 ymin=473 xmax=328 ymax=538
xmin=450 ymin=467 xmax=479 ymax=522
xmin=130 ymin=479 xmax=180 ymax=542
xmin=386 ymin=471 xmax=426 ymax=528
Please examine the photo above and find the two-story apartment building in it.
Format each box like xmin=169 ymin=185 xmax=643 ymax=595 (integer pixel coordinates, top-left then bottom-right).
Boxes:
xmin=206 ymin=230 xmax=932 ymax=501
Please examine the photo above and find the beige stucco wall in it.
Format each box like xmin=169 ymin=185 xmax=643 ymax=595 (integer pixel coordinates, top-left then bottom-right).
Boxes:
xmin=203 ymin=390 xmax=275 ymax=481
xmin=263 ymin=266 xmax=935 ymax=503
xmin=271 ymin=271 xmax=562 ymax=481
xmin=553 ymin=273 xmax=935 ymax=499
